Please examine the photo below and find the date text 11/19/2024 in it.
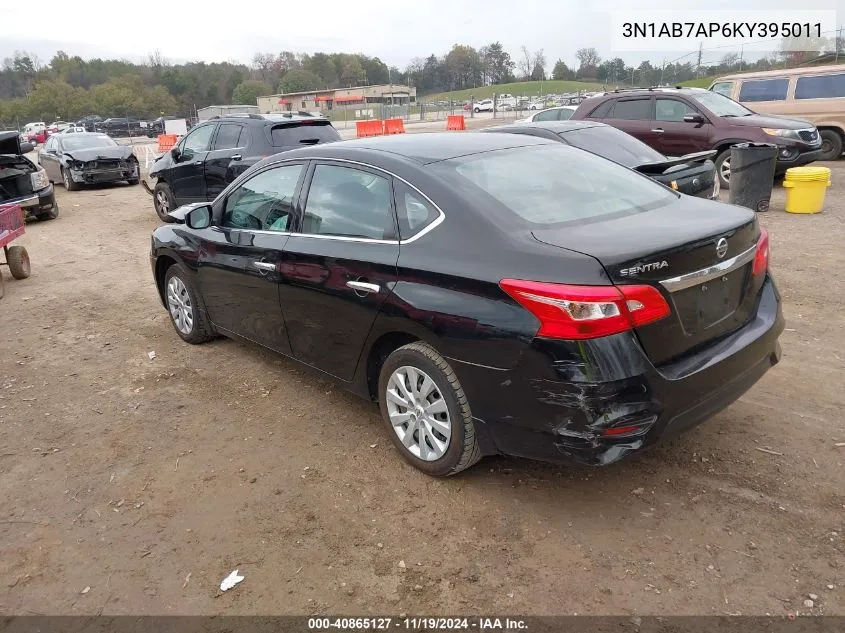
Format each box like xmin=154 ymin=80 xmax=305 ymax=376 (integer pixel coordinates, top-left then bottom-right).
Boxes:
xmin=308 ymin=617 xmax=529 ymax=630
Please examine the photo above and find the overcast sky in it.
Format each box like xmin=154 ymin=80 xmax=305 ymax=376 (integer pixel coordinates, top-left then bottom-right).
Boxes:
xmin=1 ymin=0 xmax=842 ymax=72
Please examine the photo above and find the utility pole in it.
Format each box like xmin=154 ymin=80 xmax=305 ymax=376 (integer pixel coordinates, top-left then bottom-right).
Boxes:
xmin=660 ymin=58 xmax=665 ymax=85
xmin=739 ymin=44 xmax=744 ymax=72
xmin=696 ymin=42 xmax=703 ymax=77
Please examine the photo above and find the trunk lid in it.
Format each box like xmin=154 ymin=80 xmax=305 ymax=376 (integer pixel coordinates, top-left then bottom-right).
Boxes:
xmin=532 ymin=197 xmax=762 ymax=365
xmin=0 ymin=131 xmax=23 ymax=155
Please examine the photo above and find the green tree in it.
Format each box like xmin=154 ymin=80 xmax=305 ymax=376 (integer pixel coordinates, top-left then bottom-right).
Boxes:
xmin=551 ymin=59 xmax=572 ymax=80
xmin=277 ymin=69 xmax=323 ymax=94
xmin=232 ymin=80 xmax=270 ymax=105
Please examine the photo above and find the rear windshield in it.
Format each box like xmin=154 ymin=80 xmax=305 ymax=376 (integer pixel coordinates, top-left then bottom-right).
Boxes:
xmin=270 ymin=122 xmax=340 ymax=147
xmin=447 ymin=145 xmax=676 ymax=225
xmin=561 ymin=126 xmax=665 ymax=166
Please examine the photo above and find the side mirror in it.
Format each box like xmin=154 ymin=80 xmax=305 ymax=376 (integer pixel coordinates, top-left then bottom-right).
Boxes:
xmin=20 ymin=142 xmax=35 ymax=153
xmin=185 ymin=205 xmax=212 ymax=230
xmin=170 ymin=147 xmax=181 ymax=160
xmin=683 ymin=113 xmax=705 ymax=125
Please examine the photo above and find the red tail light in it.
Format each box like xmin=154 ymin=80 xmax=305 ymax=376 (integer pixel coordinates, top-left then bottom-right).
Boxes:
xmin=499 ymin=279 xmax=671 ymax=340
xmin=752 ymin=228 xmax=769 ymax=276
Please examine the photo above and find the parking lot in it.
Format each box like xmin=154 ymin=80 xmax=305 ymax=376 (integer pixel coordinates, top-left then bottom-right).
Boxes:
xmin=1 ymin=150 xmax=843 ymax=616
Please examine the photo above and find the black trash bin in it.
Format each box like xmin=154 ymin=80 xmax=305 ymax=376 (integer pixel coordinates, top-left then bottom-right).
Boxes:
xmin=728 ymin=142 xmax=778 ymax=212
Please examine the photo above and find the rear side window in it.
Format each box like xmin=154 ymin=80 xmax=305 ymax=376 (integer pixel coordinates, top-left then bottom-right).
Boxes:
xmin=448 ymin=145 xmax=675 ymax=225
xmin=213 ymin=124 xmax=243 ymax=150
xmin=588 ymin=100 xmax=614 ymax=118
xmin=795 ymin=73 xmax=845 ymax=99
xmin=270 ymin=122 xmax=341 ymax=147
xmin=738 ymin=79 xmax=789 ymax=102
xmin=610 ymin=99 xmax=652 ymax=120
xmin=393 ymin=180 xmax=440 ymax=240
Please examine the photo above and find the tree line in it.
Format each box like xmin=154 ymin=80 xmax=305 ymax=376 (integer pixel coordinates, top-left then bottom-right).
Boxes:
xmin=1 ymin=36 xmax=842 ymax=127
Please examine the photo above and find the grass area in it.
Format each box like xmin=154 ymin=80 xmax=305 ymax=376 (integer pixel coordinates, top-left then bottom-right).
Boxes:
xmin=422 ymin=80 xmax=604 ymax=103
xmin=679 ymin=76 xmax=717 ymax=88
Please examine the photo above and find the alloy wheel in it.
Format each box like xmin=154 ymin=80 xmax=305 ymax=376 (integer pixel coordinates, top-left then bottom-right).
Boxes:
xmin=719 ymin=157 xmax=731 ymax=183
xmin=63 ymin=170 xmax=70 ymax=188
xmin=156 ymin=191 xmax=170 ymax=214
xmin=385 ymin=366 xmax=451 ymax=461
xmin=166 ymin=276 xmax=194 ymax=334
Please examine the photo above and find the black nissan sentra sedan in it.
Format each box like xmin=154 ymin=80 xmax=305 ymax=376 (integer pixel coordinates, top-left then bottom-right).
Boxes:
xmin=150 ymin=133 xmax=783 ymax=477
xmin=483 ymin=121 xmax=719 ymax=199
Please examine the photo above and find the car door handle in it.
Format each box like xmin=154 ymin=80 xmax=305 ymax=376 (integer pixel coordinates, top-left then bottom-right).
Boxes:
xmin=231 ymin=154 xmax=242 ymax=161
xmin=651 ymin=128 xmax=664 ymax=133
xmin=252 ymin=261 xmax=276 ymax=272
xmin=346 ymin=281 xmax=380 ymax=294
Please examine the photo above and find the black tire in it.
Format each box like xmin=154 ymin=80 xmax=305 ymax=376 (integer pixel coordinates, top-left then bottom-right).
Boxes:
xmin=377 ymin=341 xmax=482 ymax=477
xmin=0 ymin=270 xmax=5 ymax=299
xmin=819 ymin=129 xmax=843 ymax=162
xmin=714 ymin=148 xmax=732 ymax=190
xmin=153 ymin=182 xmax=176 ymax=222
xmin=61 ymin=167 xmax=79 ymax=191
xmin=473 ymin=107 xmax=480 ymax=113
xmin=7 ymin=245 xmax=31 ymax=280
xmin=37 ymin=202 xmax=59 ymax=221
xmin=163 ymin=263 xmax=214 ymax=344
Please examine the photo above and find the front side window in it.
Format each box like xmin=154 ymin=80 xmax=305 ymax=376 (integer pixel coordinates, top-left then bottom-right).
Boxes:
xmin=610 ymin=98 xmax=652 ymax=120
xmin=183 ymin=125 xmax=215 ymax=153
xmin=447 ymin=145 xmax=675 ymax=225
xmin=738 ymin=78 xmax=789 ymax=102
xmin=222 ymin=164 xmax=304 ymax=231
xmin=710 ymin=82 xmax=734 ymax=97
xmin=301 ymin=164 xmax=393 ymax=240
xmin=795 ymin=73 xmax=845 ymax=99
xmin=655 ymin=99 xmax=697 ymax=122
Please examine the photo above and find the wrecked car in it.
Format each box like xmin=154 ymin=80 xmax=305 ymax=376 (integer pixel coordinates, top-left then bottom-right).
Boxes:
xmin=38 ymin=133 xmax=140 ymax=191
xmin=0 ymin=131 xmax=58 ymax=221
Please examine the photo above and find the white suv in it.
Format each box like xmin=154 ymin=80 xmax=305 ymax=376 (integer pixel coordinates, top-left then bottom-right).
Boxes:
xmin=473 ymin=99 xmax=494 ymax=113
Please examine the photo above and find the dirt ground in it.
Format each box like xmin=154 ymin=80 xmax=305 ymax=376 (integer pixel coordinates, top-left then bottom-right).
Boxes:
xmin=0 ymin=150 xmax=843 ymax=617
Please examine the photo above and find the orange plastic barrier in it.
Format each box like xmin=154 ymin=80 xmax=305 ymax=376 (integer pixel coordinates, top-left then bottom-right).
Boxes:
xmin=446 ymin=115 xmax=466 ymax=131
xmin=356 ymin=120 xmax=384 ymax=138
xmin=158 ymin=134 xmax=177 ymax=152
xmin=383 ymin=119 xmax=405 ymax=135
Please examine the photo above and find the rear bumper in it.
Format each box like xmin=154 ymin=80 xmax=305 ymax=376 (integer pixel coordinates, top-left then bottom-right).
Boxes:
xmin=451 ymin=276 xmax=784 ymax=466
xmin=11 ymin=185 xmax=56 ymax=215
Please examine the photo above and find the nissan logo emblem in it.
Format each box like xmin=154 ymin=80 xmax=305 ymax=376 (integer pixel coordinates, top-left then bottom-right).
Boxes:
xmin=716 ymin=238 xmax=728 ymax=259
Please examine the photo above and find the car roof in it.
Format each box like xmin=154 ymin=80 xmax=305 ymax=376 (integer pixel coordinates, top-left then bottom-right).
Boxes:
xmin=204 ymin=112 xmax=326 ymax=125
xmin=280 ymin=132 xmax=554 ymax=165
xmin=715 ymin=64 xmax=845 ymax=81
xmin=491 ymin=121 xmax=607 ymax=133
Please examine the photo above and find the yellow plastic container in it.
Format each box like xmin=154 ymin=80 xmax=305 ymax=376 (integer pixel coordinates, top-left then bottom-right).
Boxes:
xmin=783 ymin=166 xmax=832 ymax=214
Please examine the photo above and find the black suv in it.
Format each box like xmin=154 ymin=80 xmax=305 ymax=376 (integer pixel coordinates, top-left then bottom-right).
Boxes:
xmin=148 ymin=112 xmax=341 ymax=221
xmin=571 ymin=87 xmax=822 ymax=189
xmin=95 ymin=118 xmax=143 ymax=137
